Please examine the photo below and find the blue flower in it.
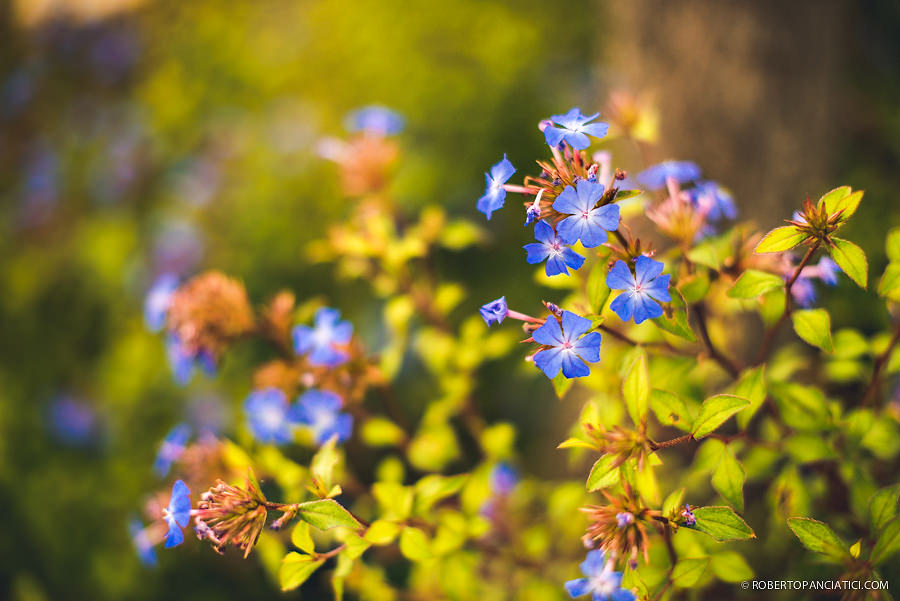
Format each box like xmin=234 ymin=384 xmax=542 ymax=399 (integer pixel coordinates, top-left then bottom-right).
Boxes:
xmin=544 ymin=108 xmax=609 ymax=150
xmin=553 ymin=181 xmax=621 ymax=247
xmin=163 ymin=479 xmax=191 ymax=548
xmin=607 ymin=257 xmax=672 ymax=324
xmin=153 ymin=423 xmax=191 ymax=477
xmin=565 ymin=549 xmax=635 ymax=601
xmin=477 ymin=155 xmax=516 ymax=220
xmin=244 ymin=388 xmax=293 ymax=445
xmin=48 ymin=396 xmax=97 ymax=445
xmin=524 ymin=221 xmax=586 ymax=277
xmin=144 ymin=273 xmax=178 ymax=332
xmin=480 ymin=296 xmax=508 ymax=326
xmin=293 ymin=307 xmax=353 ymax=367
xmin=817 ymin=256 xmax=840 ymax=286
xmin=489 ymin=462 xmax=519 ymax=496
xmin=289 ymin=389 xmax=353 ymax=445
xmin=345 ymin=105 xmax=405 ymax=135
xmin=688 ymin=181 xmax=737 ymax=221
xmin=532 ymin=311 xmax=602 ymax=379
xmin=635 ymin=161 xmax=701 ymax=190
xmin=681 ymin=504 xmax=696 ymax=526
xmin=166 ymin=334 xmax=216 ymax=385
xmin=129 ymin=518 xmax=157 ymax=566
xmin=791 ymin=276 xmax=817 ymax=308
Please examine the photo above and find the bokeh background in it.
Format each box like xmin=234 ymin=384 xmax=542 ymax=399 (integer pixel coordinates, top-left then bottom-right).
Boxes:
xmin=1 ymin=0 xmax=899 ymax=599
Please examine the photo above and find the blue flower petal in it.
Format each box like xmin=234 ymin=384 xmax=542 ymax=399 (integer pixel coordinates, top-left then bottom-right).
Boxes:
xmin=606 ymin=261 xmax=636 ymax=291
xmin=532 ymin=317 xmax=564 ymax=346
xmin=533 ymin=346 xmax=563 ymax=378
xmin=565 ymin=578 xmax=592 ymax=598
xmin=561 ymin=351 xmax=590 ymax=378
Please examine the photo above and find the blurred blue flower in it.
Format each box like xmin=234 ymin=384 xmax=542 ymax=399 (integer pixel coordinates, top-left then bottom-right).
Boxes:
xmin=524 ymin=221 xmax=585 ymax=277
xmin=532 ymin=311 xmax=602 ymax=379
xmin=153 ymin=423 xmax=191 ymax=477
xmin=144 ymin=273 xmax=179 ymax=332
xmin=565 ymin=549 xmax=634 ymax=601
xmin=166 ymin=334 xmax=215 ymax=385
xmin=636 ymin=161 xmax=701 ymax=190
xmin=688 ymin=180 xmax=737 ymax=221
xmin=128 ymin=518 xmax=157 ymax=566
xmin=345 ymin=105 xmax=405 ymax=135
xmin=543 ymin=108 xmax=609 ymax=150
xmin=152 ymin=219 xmax=204 ymax=276
xmin=489 ymin=462 xmax=519 ymax=495
xmin=244 ymin=388 xmax=293 ymax=445
xmin=477 ymin=155 xmax=516 ymax=220
xmin=791 ymin=276 xmax=817 ymax=308
xmin=817 ymin=256 xmax=840 ymax=286
xmin=480 ymin=296 xmax=508 ymax=327
xmin=289 ymin=389 xmax=353 ymax=445
xmin=293 ymin=307 xmax=353 ymax=367
xmin=553 ymin=181 xmax=620 ymax=247
xmin=48 ymin=396 xmax=98 ymax=445
xmin=163 ymin=480 xmax=191 ymax=548
xmin=607 ymin=257 xmax=671 ymax=324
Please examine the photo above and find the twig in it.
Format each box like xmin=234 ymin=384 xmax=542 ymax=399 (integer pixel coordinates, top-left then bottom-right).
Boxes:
xmin=694 ymin=303 xmax=741 ymax=378
xmin=861 ymin=317 xmax=900 ymax=407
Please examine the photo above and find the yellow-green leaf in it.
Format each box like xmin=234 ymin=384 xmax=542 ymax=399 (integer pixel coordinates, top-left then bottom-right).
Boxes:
xmin=671 ymin=557 xmax=709 ymax=588
xmin=727 ymin=270 xmax=784 ymax=298
xmin=871 ymin=517 xmax=900 ymax=565
xmin=689 ymin=506 xmax=755 ymax=541
xmin=297 ymin=499 xmax=361 ymax=531
xmin=692 ymin=395 xmax=750 ymax=439
xmin=878 ymin=263 xmax=900 ymax=301
xmin=280 ymin=552 xmax=325 ymax=591
xmin=791 ymin=308 xmax=833 ymax=352
xmin=623 ymin=353 xmax=650 ymax=428
xmin=830 ymin=237 xmax=867 ymax=288
xmin=364 ymin=520 xmax=401 ymax=546
xmin=787 ymin=517 xmax=850 ymax=562
xmin=291 ymin=521 xmax=315 ymax=554
xmin=586 ymin=455 xmax=621 ymax=492
xmin=712 ymin=446 xmax=745 ymax=512
xmin=755 ymin=226 xmax=807 ymax=254
xmin=399 ymin=527 xmax=433 ymax=562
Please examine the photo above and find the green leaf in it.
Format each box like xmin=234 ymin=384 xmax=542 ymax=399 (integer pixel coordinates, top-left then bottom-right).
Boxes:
xmin=623 ymin=353 xmax=650 ymax=428
xmin=291 ymin=521 xmax=315 ymax=554
xmin=364 ymin=520 xmax=400 ymax=545
xmin=791 ymin=308 xmax=833 ymax=352
xmin=735 ymin=366 xmax=766 ymax=429
xmin=296 ymin=499 xmax=361 ymax=531
xmin=821 ymin=187 xmax=863 ymax=221
xmin=586 ymin=455 xmax=621 ymax=492
xmin=692 ymin=394 xmax=750 ymax=439
xmin=671 ymin=557 xmax=710 ymax=588
xmin=399 ymin=527 xmax=433 ymax=562
xmin=662 ymin=488 xmax=686 ymax=518
xmin=587 ymin=263 xmax=611 ymax=313
xmin=787 ymin=517 xmax=850 ymax=561
xmin=830 ymin=237 xmax=868 ymax=288
xmin=650 ymin=389 xmax=693 ymax=431
xmin=689 ymin=506 xmax=755 ymax=541
xmin=869 ymin=485 xmax=900 ymax=531
xmin=413 ymin=474 xmax=467 ymax=515
xmin=878 ymin=263 xmax=900 ymax=301
xmin=887 ymin=227 xmax=900 ymax=262
xmin=818 ymin=186 xmax=852 ymax=214
xmin=727 ymin=270 xmax=785 ymax=298
xmin=361 ymin=417 xmax=406 ymax=447
xmin=310 ymin=436 xmax=341 ymax=496
xmin=870 ymin=516 xmax=900 ymax=565
xmin=280 ymin=552 xmax=325 ymax=591
xmin=372 ymin=482 xmax=413 ymax=521
xmin=712 ymin=446 xmax=745 ymax=512
xmin=552 ymin=371 xmax=574 ymax=399
xmin=755 ymin=226 xmax=807 ymax=254
xmin=710 ymin=551 xmax=754 ymax=582
xmin=343 ymin=533 xmax=371 ymax=560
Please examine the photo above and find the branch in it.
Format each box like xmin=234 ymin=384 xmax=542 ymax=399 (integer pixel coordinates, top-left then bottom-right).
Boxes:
xmin=693 ymin=303 xmax=741 ymax=378
xmin=861 ymin=317 xmax=900 ymax=407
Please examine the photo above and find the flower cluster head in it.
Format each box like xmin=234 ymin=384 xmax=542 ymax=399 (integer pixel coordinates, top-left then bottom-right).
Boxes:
xmin=680 ymin=504 xmax=696 ymax=527
xmin=166 ymin=333 xmax=216 ymax=385
xmin=543 ymin=108 xmax=610 ymax=150
xmin=607 ymin=256 xmax=671 ymax=324
xmin=582 ymin=488 xmax=652 ymax=567
xmin=489 ymin=462 xmax=519 ymax=496
xmin=564 ymin=549 xmax=635 ymax=601
xmin=144 ymin=273 xmax=179 ymax=332
xmin=244 ymin=388 xmax=293 ymax=445
xmin=345 ymin=105 xmax=405 ymax=136
xmin=635 ymin=160 xmax=700 ymax=190
xmin=553 ymin=180 xmax=621 ymax=247
xmin=154 ymin=423 xmax=191 ymax=477
xmin=293 ymin=307 xmax=353 ymax=367
xmin=531 ymin=310 xmax=602 ymax=379
xmin=193 ymin=474 xmax=268 ymax=558
xmin=687 ymin=180 xmax=737 ymax=221
xmin=288 ymin=389 xmax=353 ymax=445
xmin=525 ymin=221 xmax=586 ymax=277
xmin=477 ymin=155 xmax=516 ymax=220
xmin=163 ymin=479 xmax=191 ymax=548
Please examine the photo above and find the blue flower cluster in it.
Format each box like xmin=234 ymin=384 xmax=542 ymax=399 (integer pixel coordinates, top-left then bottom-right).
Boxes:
xmin=244 ymin=387 xmax=353 ymax=446
xmin=565 ymin=549 xmax=635 ymax=601
xmin=293 ymin=307 xmax=354 ymax=367
xmin=636 ymin=160 xmax=736 ymax=224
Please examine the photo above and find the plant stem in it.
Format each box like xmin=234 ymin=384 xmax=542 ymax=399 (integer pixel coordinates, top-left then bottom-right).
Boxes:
xmin=649 ymin=434 xmax=693 ymax=451
xmin=861 ymin=317 xmax=900 ymax=407
xmin=753 ymin=241 xmax=821 ymax=364
xmin=693 ymin=303 xmax=741 ymax=378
